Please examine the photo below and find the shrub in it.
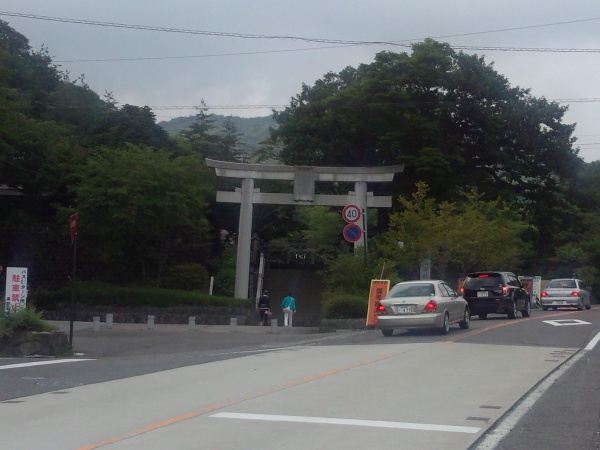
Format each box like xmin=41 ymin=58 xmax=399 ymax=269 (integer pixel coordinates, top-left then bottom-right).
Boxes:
xmin=322 ymin=293 xmax=368 ymax=319
xmin=0 ymin=307 xmax=59 ymax=337
xmin=160 ymin=263 xmax=210 ymax=291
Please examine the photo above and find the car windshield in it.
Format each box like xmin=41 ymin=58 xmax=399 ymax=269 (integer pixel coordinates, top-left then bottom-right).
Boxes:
xmin=387 ymin=283 xmax=435 ymax=298
xmin=547 ymin=280 xmax=576 ymax=289
xmin=463 ymin=275 xmax=502 ymax=289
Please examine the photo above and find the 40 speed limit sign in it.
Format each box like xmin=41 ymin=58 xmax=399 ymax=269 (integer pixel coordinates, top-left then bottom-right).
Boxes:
xmin=342 ymin=204 xmax=361 ymax=223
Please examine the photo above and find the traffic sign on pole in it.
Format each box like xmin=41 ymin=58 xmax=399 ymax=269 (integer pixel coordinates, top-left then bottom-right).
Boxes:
xmin=342 ymin=204 xmax=361 ymax=223
xmin=343 ymin=223 xmax=362 ymax=242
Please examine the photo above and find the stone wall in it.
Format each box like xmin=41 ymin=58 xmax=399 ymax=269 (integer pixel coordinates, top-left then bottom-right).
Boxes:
xmin=0 ymin=331 xmax=68 ymax=357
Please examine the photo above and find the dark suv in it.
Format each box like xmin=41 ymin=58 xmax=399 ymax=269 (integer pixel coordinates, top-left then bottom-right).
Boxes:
xmin=461 ymin=271 xmax=531 ymax=320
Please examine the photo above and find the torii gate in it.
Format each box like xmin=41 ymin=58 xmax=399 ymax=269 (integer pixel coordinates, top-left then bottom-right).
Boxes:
xmin=206 ymin=159 xmax=404 ymax=299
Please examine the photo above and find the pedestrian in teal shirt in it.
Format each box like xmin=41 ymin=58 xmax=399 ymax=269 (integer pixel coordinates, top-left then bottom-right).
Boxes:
xmin=281 ymin=292 xmax=296 ymax=327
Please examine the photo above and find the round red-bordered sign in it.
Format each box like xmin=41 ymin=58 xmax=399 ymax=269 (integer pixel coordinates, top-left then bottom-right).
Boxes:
xmin=343 ymin=223 xmax=362 ymax=242
xmin=342 ymin=204 xmax=361 ymax=223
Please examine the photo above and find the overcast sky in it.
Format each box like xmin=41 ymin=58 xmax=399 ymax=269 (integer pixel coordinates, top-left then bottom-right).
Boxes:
xmin=1 ymin=1 xmax=599 ymax=161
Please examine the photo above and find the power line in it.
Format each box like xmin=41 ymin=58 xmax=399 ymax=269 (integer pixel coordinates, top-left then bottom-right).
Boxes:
xmin=53 ymin=45 xmax=600 ymax=64
xmin=3 ymin=11 xmax=600 ymax=54
xmin=53 ymin=45 xmax=356 ymax=63
xmin=148 ymin=98 xmax=600 ymax=111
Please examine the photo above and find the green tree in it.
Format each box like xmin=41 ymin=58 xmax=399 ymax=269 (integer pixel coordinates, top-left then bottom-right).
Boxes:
xmin=269 ymin=39 xmax=581 ymax=265
xmin=64 ymin=145 xmax=213 ymax=283
xmin=377 ymin=183 xmax=531 ymax=279
xmin=218 ymin=116 xmax=244 ymax=162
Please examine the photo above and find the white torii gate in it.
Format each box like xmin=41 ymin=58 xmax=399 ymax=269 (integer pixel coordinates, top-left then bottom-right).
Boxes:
xmin=206 ymin=159 xmax=404 ymax=299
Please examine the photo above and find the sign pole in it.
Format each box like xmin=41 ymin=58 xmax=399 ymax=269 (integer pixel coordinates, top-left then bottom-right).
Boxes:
xmin=69 ymin=213 xmax=78 ymax=348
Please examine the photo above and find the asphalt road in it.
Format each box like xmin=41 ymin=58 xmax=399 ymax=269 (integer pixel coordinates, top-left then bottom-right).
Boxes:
xmin=0 ymin=308 xmax=599 ymax=449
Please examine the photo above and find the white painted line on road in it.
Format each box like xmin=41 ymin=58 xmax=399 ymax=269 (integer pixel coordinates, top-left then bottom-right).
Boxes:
xmin=585 ymin=331 xmax=600 ymax=351
xmin=0 ymin=359 xmax=94 ymax=370
xmin=211 ymin=412 xmax=480 ymax=434
xmin=543 ymin=319 xmax=591 ymax=326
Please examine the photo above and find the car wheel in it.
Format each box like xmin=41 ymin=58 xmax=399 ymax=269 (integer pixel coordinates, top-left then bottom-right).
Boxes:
xmin=478 ymin=313 xmax=488 ymax=320
xmin=381 ymin=329 xmax=393 ymax=337
xmin=577 ymin=299 xmax=583 ymax=311
xmin=542 ymin=306 xmax=548 ymax=311
xmin=440 ymin=313 xmax=450 ymax=335
xmin=552 ymin=306 xmax=558 ymax=311
xmin=459 ymin=308 xmax=470 ymax=329
xmin=507 ymin=300 xmax=517 ymax=319
xmin=521 ymin=299 xmax=531 ymax=317
xmin=586 ymin=303 xmax=591 ymax=310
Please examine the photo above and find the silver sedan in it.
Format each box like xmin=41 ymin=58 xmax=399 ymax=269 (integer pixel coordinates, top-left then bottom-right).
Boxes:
xmin=541 ymin=278 xmax=591 ymax=311
xmin=376 ymin=280 xmax=470 ymax=336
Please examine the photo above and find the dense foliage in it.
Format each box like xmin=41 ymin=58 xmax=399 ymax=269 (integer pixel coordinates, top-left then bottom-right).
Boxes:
xmin=0 ymin=21 xmax=243 ymax=292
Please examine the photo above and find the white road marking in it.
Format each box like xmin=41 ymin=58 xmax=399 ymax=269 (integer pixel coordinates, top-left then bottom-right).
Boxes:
xmin=0 ymin=359 xmax=94 ymax=370
xmin=543 ymin=319 xmax=591 ymax=326
xmin=211 ymin=412 xmax=480 ymax=434
xmin=585 ymin=331 xmax=600 ymax=351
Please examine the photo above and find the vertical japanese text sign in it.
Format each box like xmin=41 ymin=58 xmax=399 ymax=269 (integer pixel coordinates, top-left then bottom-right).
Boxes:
xmin=366 ymin=279 xmax=390 ymax=328
xmin=5 ymin=267 xmax=28 ymax=313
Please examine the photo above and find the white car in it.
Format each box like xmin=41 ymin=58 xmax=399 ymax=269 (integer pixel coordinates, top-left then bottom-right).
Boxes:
xmin=541 ymin=278 xmax=591 ymax=311
xmin=376 ymin=280 xmax=470 ymax=336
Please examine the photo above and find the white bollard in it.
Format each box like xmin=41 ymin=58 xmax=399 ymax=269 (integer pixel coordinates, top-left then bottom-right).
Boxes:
xmin=147 ymin=315 xmax=155 ymax=329
xmin=270 ymin=318 xmax=280 ymax=334
xmin=93 ymin=316 xmax=100 ymax=332
xmin=106 ymin=313 xmax=113 ymax=329
xmin=188 ymin=316 xmax=196 ymax=331
xmin=229 ymin=317 xmax=238 ymax=332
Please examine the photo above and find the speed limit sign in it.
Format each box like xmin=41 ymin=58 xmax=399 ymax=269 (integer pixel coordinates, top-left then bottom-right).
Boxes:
xmin=342 ymin=204 xmax=361 ymax=223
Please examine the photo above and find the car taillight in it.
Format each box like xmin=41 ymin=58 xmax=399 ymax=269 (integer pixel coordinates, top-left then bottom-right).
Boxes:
xmin=376 ymin=302 xmax=387 ymax=314
xmin=422 ymin=300 xmax=437 ymax=313
xmin=459 ymin=287 xmax=464 ymax=293
xmin=541 ymin=291 xmax=548 ymax=297
xmin=502 ymin=286 xmax=509 ymax=296
xmin=571 ymin=291 xmax=580 ymax=297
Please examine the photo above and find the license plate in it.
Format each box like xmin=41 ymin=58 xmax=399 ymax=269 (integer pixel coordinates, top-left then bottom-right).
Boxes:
xmin=477 ymin=291 xmax=488 ymax=297
xmin=552 ymin=301 xmax=567 ymax=305
xmin=396 ymin=306 xmax=411 ymax=314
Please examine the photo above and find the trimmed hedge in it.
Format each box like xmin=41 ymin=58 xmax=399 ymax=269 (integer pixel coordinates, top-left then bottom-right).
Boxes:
xmin=33 ymin=281 xmax=253 ymax=310
xmin=322 ymin=293 xmax=368 ymax=319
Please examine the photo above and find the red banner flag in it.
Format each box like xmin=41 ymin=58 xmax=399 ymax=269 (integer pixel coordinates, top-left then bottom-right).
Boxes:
xmin=70 ymin=213 xmax=78 ymax=244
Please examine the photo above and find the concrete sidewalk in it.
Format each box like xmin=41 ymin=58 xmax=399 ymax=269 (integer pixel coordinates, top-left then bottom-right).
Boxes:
xmin=47 ymin=320 xmax=326 ymax=358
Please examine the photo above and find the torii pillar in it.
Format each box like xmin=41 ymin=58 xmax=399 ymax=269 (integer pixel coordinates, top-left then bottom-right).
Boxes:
xmin=206 ymin=159 xmax=403 ymax=299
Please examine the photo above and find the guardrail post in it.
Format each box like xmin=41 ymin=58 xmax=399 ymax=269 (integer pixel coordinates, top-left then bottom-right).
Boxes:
xmin=229 ymin=317 xmax=238 ymax=332
xmin=147 ymin=315 xmax=155 ymax=329
xmin=106 ymin=313 xmax=113 ymax=329
xmin=188 ymin=316 xmax=196 ymax=331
